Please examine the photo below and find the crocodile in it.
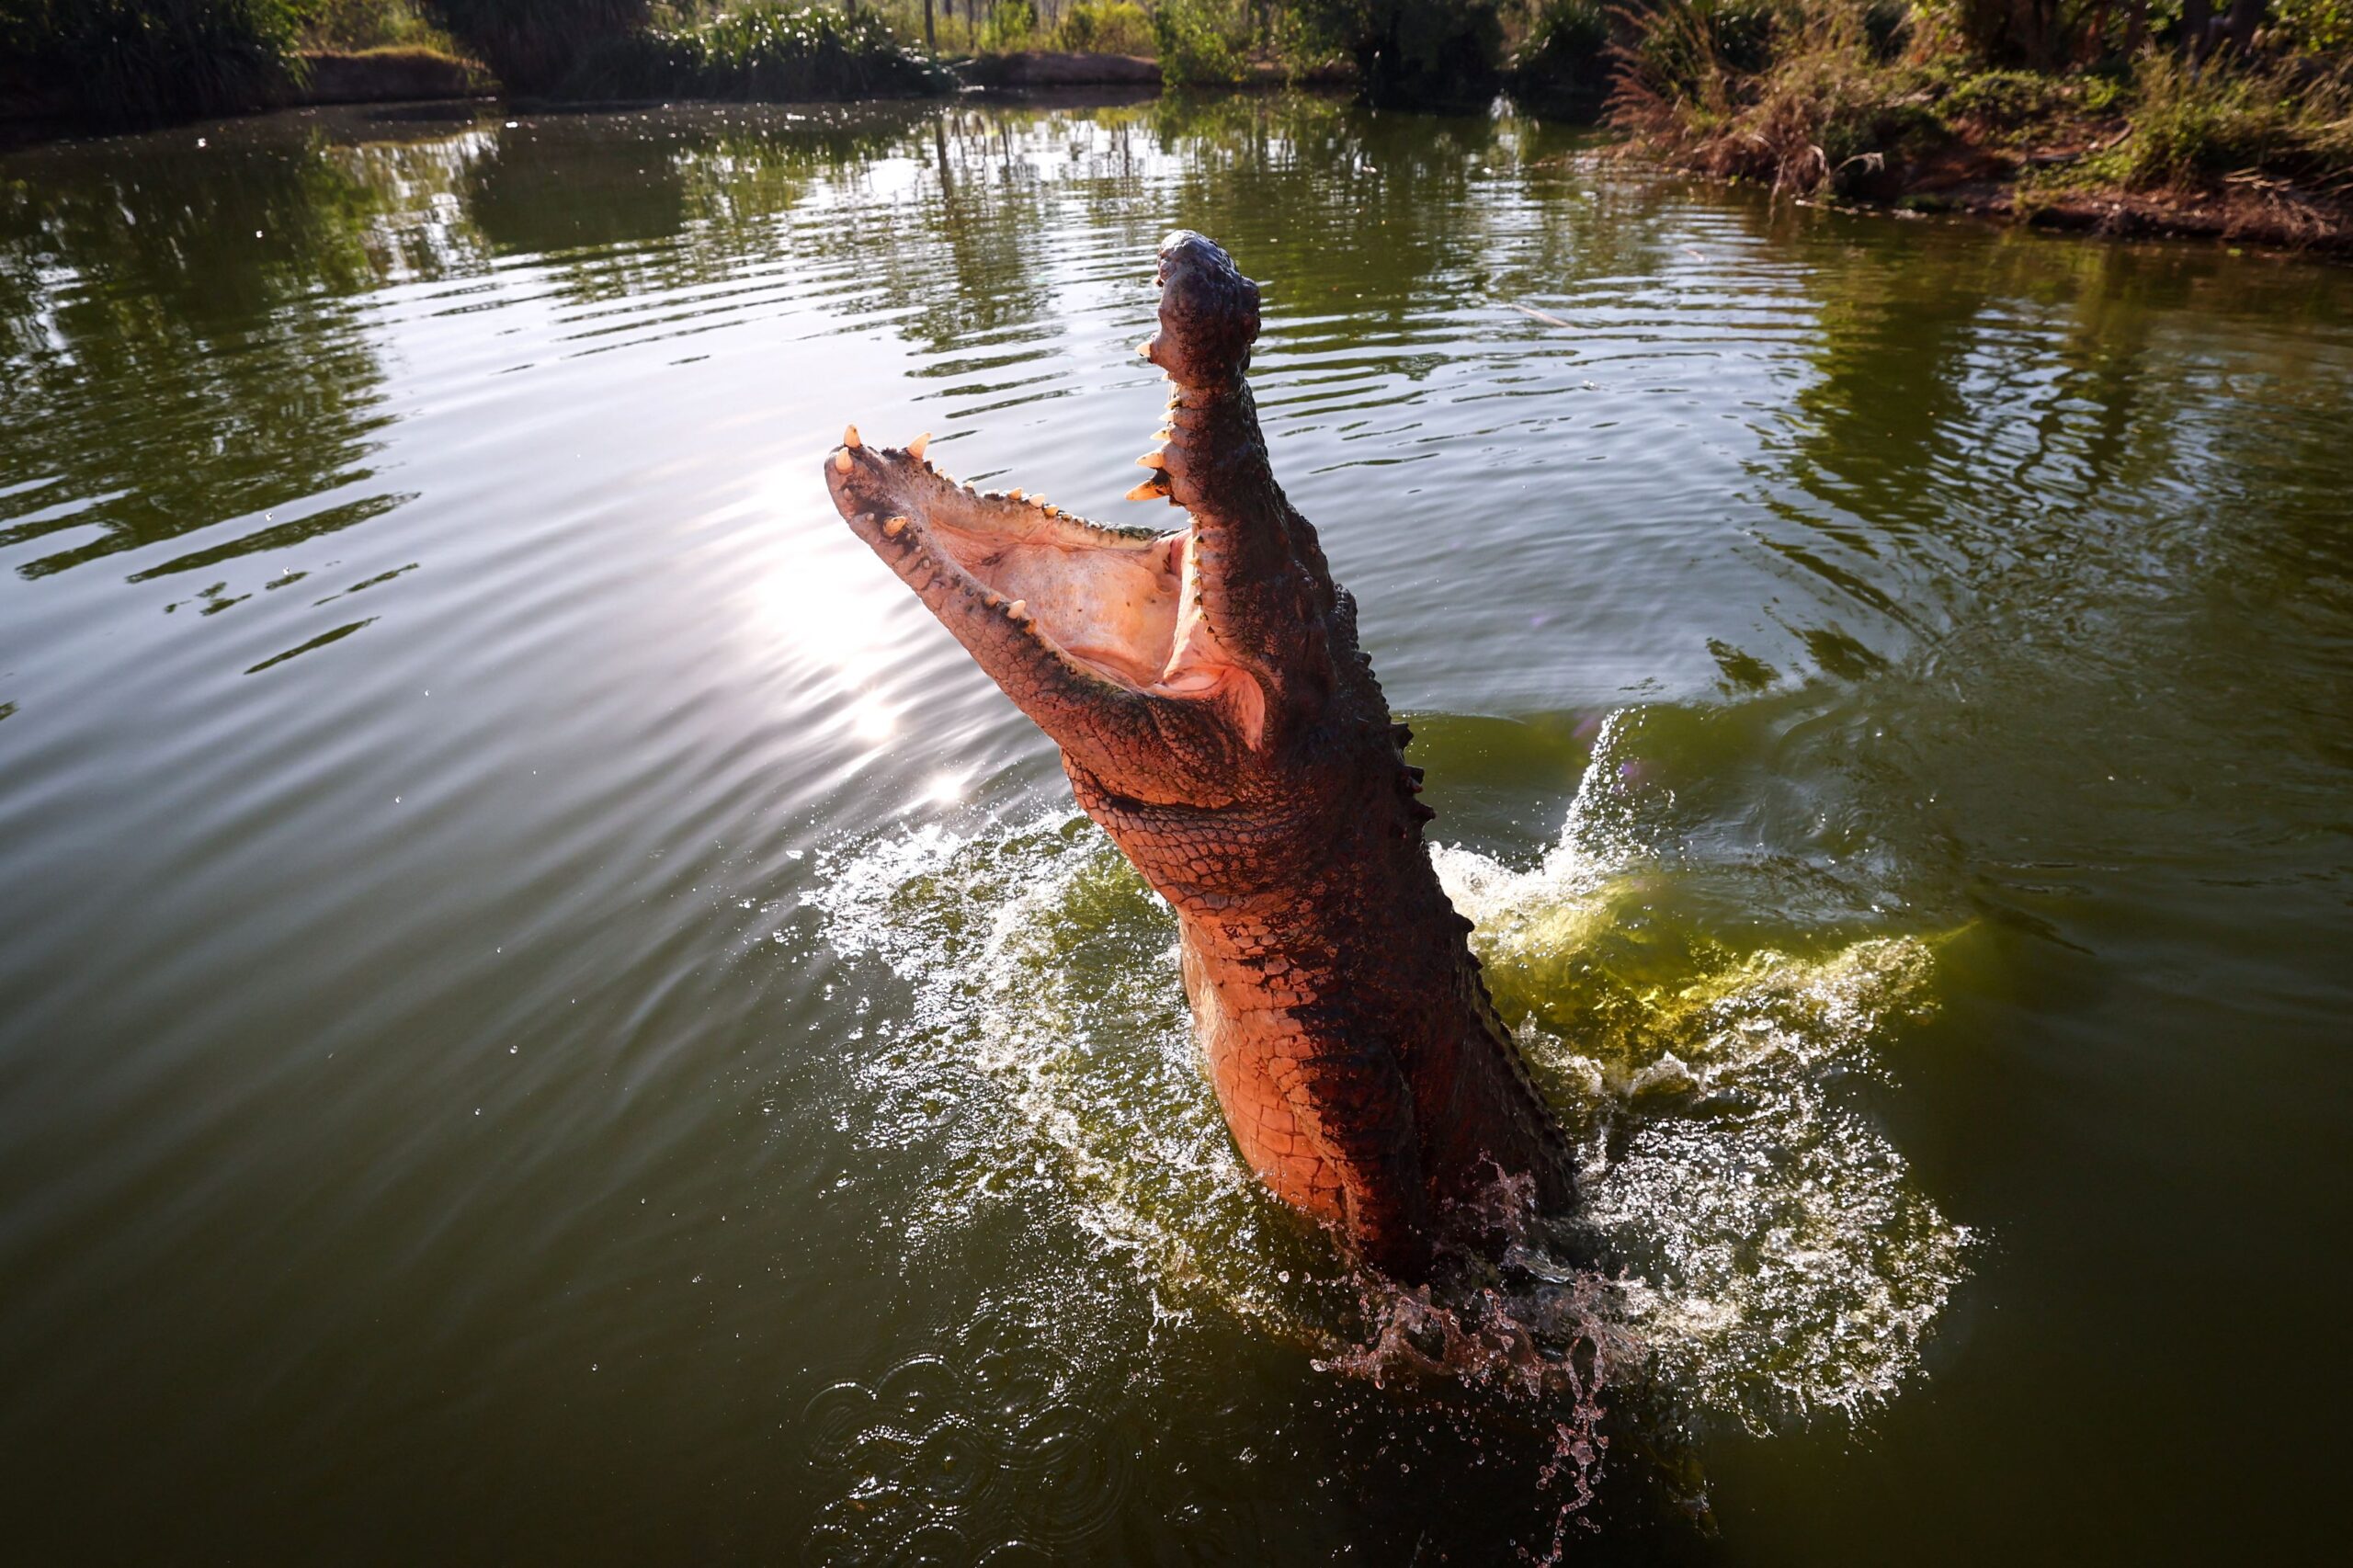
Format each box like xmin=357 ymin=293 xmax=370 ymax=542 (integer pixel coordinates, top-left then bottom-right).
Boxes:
xmin=824 ymin=232 xmax=1574 ymax=1279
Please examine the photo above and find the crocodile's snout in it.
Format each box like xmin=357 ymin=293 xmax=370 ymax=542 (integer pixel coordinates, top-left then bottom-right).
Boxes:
xmin=1148 ymin=230 xmax=1260 ymax=391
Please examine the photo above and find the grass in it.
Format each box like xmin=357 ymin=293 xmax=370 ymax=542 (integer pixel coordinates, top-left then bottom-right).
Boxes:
xmin=2098 ymin=49 xmax=2353 ymax=191
xmin=299 ymin=0 xmax=461 ymax=53
xmin=1608 ymin=1 xmax=1942 ymax=196
xmin=1608 ymin=0 xmax=2353 ymax=233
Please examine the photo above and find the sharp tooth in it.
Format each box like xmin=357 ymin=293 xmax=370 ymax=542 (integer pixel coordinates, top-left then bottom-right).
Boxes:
xmin=1042 ymin=505 xmax=1060 ymax=517
xmin=833 ymin=450 xmax=852 ymax=472
xmin=843 ymin=424 xmax=861 ymax=449
xmin=883 ymin=516 xmax=908 ymax=538
xmin=1126 ymin=479 xmax=1172 ymax=503
xmin=1136 ymin=450 xmax=1166 ymax=470
xmin=1006 ymin=599 xmax=1029 ymax=621
xmin=1136 ymin=341 xmax=1154 ymax=358
xmin=906 ymin=433 xmax=931 ymax=460
xmin=1007 ymin=489 xmax=1025 ymax=502
xmin=983 ymin=591 xmax=1002 ymax=608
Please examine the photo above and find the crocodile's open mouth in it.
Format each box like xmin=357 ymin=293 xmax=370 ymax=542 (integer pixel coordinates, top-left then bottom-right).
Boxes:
xmin=824 ymin=429 xmax=1266 ymax=741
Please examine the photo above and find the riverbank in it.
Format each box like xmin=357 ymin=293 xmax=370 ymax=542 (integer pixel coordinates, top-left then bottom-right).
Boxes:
xmin=295 ymin=47 xmax=490 ymax=106
xmin=1894 ymin=160 xmax=2352 ymax=255
xmin=0 ymin=47 xmax=486 ymax=146
xmin=1606 ymin=4 xmax=2353 ymax=259
xmin=1629 ymin=95 xmax=2353 ymax=260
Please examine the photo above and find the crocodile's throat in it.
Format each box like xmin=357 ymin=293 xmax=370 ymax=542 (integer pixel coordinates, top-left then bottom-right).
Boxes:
xmin=824 ymin=233 xmax=1574 ymax=1278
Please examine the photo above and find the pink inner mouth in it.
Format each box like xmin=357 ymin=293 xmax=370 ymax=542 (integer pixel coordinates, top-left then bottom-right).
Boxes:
xmin=831 ymin=438 xmax=1266 ymax=745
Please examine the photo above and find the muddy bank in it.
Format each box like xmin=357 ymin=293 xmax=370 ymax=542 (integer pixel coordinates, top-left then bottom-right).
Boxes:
xmin=293 ymin=49 xmax=491 ymax=108
xmin=1906 ymin=177 xmax=2351 ymax=258
xmin=1770 ymin=141 xmax=2353 ymax=260
xmin=959 ymin=51 xmax=1162 ymax=87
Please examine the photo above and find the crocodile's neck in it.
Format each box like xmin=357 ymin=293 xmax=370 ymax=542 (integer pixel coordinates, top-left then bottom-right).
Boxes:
xmin=1064 ymin=675 xmax=1575 ymax=1279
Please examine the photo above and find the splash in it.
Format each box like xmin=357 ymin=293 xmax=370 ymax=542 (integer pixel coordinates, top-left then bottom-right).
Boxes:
xmin=801 ymin=709 xmax=1971 ymax=1508
xmin=1433 ymin=713 xmax=1972 ymax=1430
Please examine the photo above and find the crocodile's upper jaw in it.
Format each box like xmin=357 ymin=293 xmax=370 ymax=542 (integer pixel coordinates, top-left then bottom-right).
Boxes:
xmin=823 ymin=438 xmax=1268 ymax=758
xmin=824 ymin=232 xmax=1292 ymax=798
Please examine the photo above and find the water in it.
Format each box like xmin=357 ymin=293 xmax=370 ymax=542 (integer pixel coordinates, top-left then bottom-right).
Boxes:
xmin=2 ymin=95 xmax=2347 ymax=1563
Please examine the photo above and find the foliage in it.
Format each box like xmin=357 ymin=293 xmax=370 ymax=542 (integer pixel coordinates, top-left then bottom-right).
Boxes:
xmin=1613 ymin=0 xmax=2353 ymax=217
xmin=1946 ymin=0 xmax=2089 ymax=69
xmin=570 ymin=2 xmax=949 ymax=98
xmin=1610 ymin=0 xmax=1945 ymax=194
xmin=1506 ymin=0 xmax=1611 ymax=118
xmin=0 ymin=0 xmax=308 ymax=124
xmin=1291 ymin=0 xmax=1506 ymax=108
xmin=978 ymin=0 xmax=1035 ymax=51
xmin=411 ymin=0 xmax=649 ymax=93
xmin=2274 ymin=0 xmax=2353 ymax=52
xmin=1937 ymin=65 xmax=2072 ymax=130
xmin=1154 ymin=0 xmax=1250 ymax=84
xmin=1625 ymin=0 xmax=1780 ymax=108
xmin=299 ymin=0 xmax=451 ymax=51
xmin=2095 ymin=46 xmax=2353 ymax=187
xmin=1054 ymin=0 xmax=1153 ymax=53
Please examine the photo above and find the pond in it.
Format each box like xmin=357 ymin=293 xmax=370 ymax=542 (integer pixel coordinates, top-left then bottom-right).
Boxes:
xmin=2 ymin=95 xmax=2347 ymax=1563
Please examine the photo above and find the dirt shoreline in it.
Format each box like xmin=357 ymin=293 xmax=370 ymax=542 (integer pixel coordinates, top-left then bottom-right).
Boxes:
xmin=1768 ymin=145 xmax=2353 ymax=260
xmin=1915 ymin=180 xmax=2350 ymax=257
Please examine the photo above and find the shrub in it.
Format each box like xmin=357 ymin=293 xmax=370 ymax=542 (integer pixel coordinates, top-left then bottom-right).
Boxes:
xmin=1292 ymin=0 xmax=1506 ymax=108
xmin=1626 ymin=0 xmax=1779 ymax=110
xmin=0 ymin=0 xmax=307 ymax=124
xmin=1055 ymin=0 xmax=1152 ymax=53
xmin=1507 ymin=0 xmax=1610 ymax=119
xmin=574 ymin=3 xmax=949 ymax=100
xmin=1938 ymin=67 xmax=2072 ymax=136
xmin=1949 ymin=0 xmax=2091 ymax=69
xmin=2107 ymin=47 xmax=2353 ymax=188
xmin=1611 ymin=0 xmax=1947 ymax=195
xmin=301 ymin=0 xmax=451 ymax=51
xmin=2274 ymin=0 xmax=2353 ymax=53
xmin=1154 ymin=0 xmax=1249 ymax=85
xmin=977 ymin=0 xmax=1035 ymax=51
xmin=412 ymin=0 xmax=649 ymax=94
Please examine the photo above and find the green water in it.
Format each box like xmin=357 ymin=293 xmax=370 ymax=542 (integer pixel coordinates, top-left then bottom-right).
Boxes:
xmin=2 ymin=96 xmax=2347 ymax=1563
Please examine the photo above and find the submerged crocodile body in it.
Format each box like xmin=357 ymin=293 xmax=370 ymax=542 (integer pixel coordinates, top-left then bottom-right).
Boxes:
xmin=824 ymin=233 xmax=1573 ymax=1278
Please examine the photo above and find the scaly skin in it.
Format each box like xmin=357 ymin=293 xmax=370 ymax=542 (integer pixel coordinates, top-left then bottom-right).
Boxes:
xmin=824 ymin=233 xmax=1573 ymax=1278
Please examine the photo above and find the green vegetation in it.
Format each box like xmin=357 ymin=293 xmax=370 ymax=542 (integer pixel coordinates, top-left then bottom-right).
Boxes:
xmin=1286 ymin=0 xmax=1506 ymax=106
xmin=1153 ymin=0 xmax=1250 ymax=81
xmin=1600 ymin=0 xmax=2353 ymax=244
xmin=0 ymin=0 xmax=310 ymax=124
xmin=297 ymin=0 xmax=458 ymax=51
xmin=0 ymin=2 xmax=951 ymax=119
xmin=1507 ymin=0 xmax=1609 ymax=114
xmin=568 ymin=3 xmax=949 ymax=99
xmin=2086 ymin=44 xmax=2353 ymax=187
xmin=1055 ymin=0 xmax=1154 ymax=52
xmin=408 ymin=0 xmax=648 ymax=94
